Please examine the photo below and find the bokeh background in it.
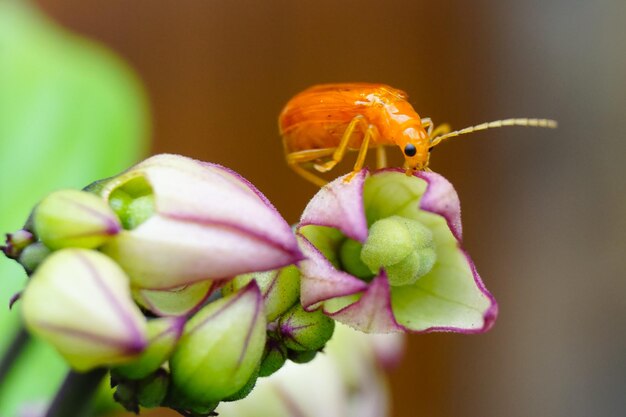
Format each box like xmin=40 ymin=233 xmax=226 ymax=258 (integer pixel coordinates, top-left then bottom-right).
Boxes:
xmin=2 ymin=0 xmax=625 ymax=416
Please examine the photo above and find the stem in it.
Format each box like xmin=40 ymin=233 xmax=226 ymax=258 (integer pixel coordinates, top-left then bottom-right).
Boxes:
xmin=0 ymin=326 xmax=29 ymax=383
xmin=45 ymin=368 xmax=107 ymax=417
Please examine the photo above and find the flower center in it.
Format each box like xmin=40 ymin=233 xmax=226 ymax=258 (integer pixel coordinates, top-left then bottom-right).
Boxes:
xmin=108 ymin=176 xmax=155 ymax=229
xmin=360 ymin=215 xmax=437 ymax=286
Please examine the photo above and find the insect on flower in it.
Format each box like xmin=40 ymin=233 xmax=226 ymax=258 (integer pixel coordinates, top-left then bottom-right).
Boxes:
xmin=279 ymin=83 xmax=557 ymax=186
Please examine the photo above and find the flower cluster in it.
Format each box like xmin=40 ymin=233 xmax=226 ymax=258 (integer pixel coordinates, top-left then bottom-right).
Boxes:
xmin=2 ymin=154 xmax=497 ymax=416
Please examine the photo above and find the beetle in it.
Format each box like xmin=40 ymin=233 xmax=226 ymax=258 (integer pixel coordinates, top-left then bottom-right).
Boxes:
xmin=279 ymin=83 xmax=557 ymax=187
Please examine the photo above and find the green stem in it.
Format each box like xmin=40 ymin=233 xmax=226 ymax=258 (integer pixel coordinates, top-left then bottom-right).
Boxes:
xmin=0 ymin=326 xmax=29 ymax=383
xmin=44 ymin=368 xmax=107 ymax=417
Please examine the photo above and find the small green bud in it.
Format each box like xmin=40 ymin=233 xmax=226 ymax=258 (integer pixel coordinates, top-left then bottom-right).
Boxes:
xmin=338 ymin=238 xmax=375 ymax=281
xmin=278 ymin=304 xmax=335 ymax=352
xmin=170 ymin=282 xmax=266 ymax=404
xmin=224 ymin=265 xmax=301 ymax=322
xmin=361 ymin=215 xmax=437 ymax=286
xmin=258 ymin=340 xmax=287 ymax=377
xmin=33 ymin=189 xmax=121 ymax=249
xmin=115 ymin=317 xmax=185 ymax=380
xmin=17 ymin=242 xmax=51 ymax=274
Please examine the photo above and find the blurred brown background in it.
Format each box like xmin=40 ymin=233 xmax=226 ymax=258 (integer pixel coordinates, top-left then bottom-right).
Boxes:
xmin=34 ymin=1 xmax=626 ymax=416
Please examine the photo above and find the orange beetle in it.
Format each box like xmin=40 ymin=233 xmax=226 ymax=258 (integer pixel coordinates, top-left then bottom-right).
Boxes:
xmin=279 ymin=83 xmax=557 ymax=187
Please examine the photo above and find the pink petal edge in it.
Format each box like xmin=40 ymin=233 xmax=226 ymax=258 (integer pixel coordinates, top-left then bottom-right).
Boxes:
xmin=299 ymin=169 xmax=369 ymax=243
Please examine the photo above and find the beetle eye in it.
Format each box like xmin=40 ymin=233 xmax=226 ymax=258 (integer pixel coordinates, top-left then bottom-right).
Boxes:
xmin=404 ymin=143 xmax=417 ymax=157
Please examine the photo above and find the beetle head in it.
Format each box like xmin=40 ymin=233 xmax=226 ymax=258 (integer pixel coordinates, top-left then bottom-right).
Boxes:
xmin=400 ymin=127 xmax=430 ymax=172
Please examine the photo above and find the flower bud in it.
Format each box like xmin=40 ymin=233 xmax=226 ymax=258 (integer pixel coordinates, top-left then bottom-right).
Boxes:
xmin=1 ymin=229 xmax=34 ymax=259
xmin=361 ymin=215 xmax=436 ymax=286
xmin=115 ymin=316 xmax=185 ymax=380
xmin=170 ymin=281 xmax=266 ymax=404
xmin=224 ymin=265 xmax=301 ymax=322
xmin=33 ymin=189 xmax=121 ymax=250
xmin=17 ymin=242 xmax=51 ymax=274
xmin=278 ymin=304 xmax=335 ymax=352
xmin=21 ymin=249 xmax=147 ymax=371
xmin=99 ymin=154 xmax=302 ymax=290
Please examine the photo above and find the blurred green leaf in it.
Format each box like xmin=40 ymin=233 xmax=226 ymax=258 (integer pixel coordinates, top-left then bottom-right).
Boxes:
xmin=0 ymin=0 xmax=149 ymax=415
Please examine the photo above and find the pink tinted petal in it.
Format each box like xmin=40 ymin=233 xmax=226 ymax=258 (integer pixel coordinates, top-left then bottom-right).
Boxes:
xmin=101 ymin=154 xmax=302 ymax=289
xmin=137 ymin=154 xmax=301 ymax=258
xmin=103 ymin=215 xmax=299 ymax=289
xmin=413 ymin=170 xmax=463 ymax=241
xmin=329 ymin=273 xmax=403 ymax=333
xmin=300 ymin=170 xmax=369 ymax=243
xmin=297 ymin=235 xmax=367 ymax=310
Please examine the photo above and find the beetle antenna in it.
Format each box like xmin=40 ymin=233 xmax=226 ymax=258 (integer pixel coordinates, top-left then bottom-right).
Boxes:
xmin=429 ymin=118 xmax=558 ymax=148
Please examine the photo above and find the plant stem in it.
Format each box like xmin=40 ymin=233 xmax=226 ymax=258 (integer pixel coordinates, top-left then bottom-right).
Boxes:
xmin=0 ymin=326 xmax=29 ymax=383
xmin=44 ymin=368 xmax=107 ymax=417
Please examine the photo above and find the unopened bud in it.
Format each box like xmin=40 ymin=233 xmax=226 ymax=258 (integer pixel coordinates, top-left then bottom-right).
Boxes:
xmin=170 ymin=282 xmax=266 ymax=404
xmin=2 ymin=230 xmax=34 ymax=259
xmin=21 ymin=249 xmax=147 ymax=371
xmin=224 ymin=265 xmax=300 ymax=322
xmin=278 ymin=304 xmax=334 ymax=352
xmin=18 ymin=242 xmax=51 ymax=274
xmin=33 ymin=189 xmax=121 ymax=250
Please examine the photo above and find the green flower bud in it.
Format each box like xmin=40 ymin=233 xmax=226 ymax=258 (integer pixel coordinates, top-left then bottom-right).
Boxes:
xmin=224 ymin=265 xmax=301 ymax=322
xmin=33 ymin=189 xmax=121 ymax=249
xmin=115 ymin=317 xmax=185 ymax=380
xmin=361 ymin=215 xmax=436 ymax=286
xmin=21 ymin=249 xmax=147 ymax=371
xmin=17 ymin=242 xmax=51 ymax=274
xmin=278 ymin=304 xmax=335 ymax=352
xmin=170 ymin=282 xmax=266 ymax=404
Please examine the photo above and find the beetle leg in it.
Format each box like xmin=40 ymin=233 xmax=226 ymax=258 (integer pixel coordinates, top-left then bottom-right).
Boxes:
xmin=286 ymin=147 xmax=337 ymax=187
xmin=344 ymin=124 xmax=379 ymax=182
xmin=376 ymin=146 xmax=387 ymax=168
xmin=421 ymin=117 xmax=433 ymax=136
xmin=314 ymin=115 xmax=369 ymax=173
